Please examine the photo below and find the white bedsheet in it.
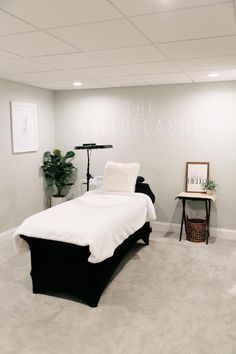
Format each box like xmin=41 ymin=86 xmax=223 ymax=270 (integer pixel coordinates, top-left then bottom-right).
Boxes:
xmin=13 ymin=190 xmax=156 ymax=263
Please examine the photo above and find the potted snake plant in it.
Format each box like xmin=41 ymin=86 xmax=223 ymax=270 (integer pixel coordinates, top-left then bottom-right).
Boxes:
xmin=41 ymin=149 xmax=77 ymax=206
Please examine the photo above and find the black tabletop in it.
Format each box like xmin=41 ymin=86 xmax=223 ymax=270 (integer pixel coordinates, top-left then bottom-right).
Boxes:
xmin=74 ymin=144 xmax=113 ymax=150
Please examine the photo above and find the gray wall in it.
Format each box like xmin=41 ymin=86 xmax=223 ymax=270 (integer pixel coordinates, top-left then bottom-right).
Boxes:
xmin=55 ymin=81 xmax=236 ymax=230
xmin=1 ymin=79 xmax=235 ymax=232
xmin=0 ymin=78 xmax=55 ymax=232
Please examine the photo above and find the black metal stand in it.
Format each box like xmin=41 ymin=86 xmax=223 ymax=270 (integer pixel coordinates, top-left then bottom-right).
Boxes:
xmin=74 ymin=144 xmax=113 ymax=191
xmin=86 ymin=149 xmax=92 ymax=191
xmin=179 ymin=198 xmax=186 ymax=242
xmin=176 ymin=195 xmax=213 ymax=244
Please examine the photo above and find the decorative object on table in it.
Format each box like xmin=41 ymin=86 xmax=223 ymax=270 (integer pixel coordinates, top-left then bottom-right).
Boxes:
xmin=202 ymin=179 xmax=217 ymax=195
xmin=186 ymin=217 xmax=206 ymax=243
xmin=74 ymin=143 xmax=113 ymax=191
xmin=41 ymin=149 xmax=77 ymax=207
xmin=11 ymin=101 xmax=37 ymax=153
xmin=185 ymin=162 xmax=209 ymax=192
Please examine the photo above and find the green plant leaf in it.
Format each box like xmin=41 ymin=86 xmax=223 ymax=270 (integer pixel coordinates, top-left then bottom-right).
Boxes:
xmin=41 ymin=149 xmax=77 ymax=196
xmin=65 ymin=151 xmax=75 ymax=159
xmin=53 ymin=149 xmax=61 ymax=157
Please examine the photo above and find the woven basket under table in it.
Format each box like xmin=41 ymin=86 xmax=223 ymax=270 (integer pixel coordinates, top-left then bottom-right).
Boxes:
xmin=186 ymin=217 xmax=206 ymax=243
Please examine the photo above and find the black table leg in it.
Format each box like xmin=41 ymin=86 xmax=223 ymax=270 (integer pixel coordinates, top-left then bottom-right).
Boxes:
xmin=179 ymin=199 xmax=186 ymax=241
xmin=205 ymin=200 xmax=211 ymax=244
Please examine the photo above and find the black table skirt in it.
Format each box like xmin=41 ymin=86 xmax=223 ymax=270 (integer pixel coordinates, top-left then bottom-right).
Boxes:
xmin=21 ymin=221 xmax=151 ymax=307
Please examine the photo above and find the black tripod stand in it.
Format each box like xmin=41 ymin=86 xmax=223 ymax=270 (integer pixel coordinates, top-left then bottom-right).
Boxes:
xmin=74 ymin=144 xmax=113 ymax=191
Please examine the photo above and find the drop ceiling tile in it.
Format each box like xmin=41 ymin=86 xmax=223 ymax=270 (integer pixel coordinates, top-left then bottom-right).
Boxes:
xmin=49 ymin=19 xmax=149 ymax=51
xmin=118 ymin=61 xmax=180 ymax=75
xmin=92 ymin=75 xmax=147 ymax=85
xmin=138 ymin=72 xmax=192 ymax=85
xmin=0 ymin=10 xmax=35 ymax=35
xmin=4 ymin=70 xmax=74 ymax=83
xmin=132 ymin=3 xmax=236 ymax=43
xmin=188 ymin=68 xmax=236 ymax=82
xmin=30 ymin=79 xmax=95 ymax=90
xmin=79 ymin=83 xmax=111 ymax=90
xmin=0 ymin=31 xmax=77 ymax=57
xmin=0 ymin=49 xmax=19 ymax=60
xmin=34 ymin=52 xmax=105 ymax=69
xmin=0 ymin=58 xmax=53 ymax=74
xmin=176 ymin=56 xmax=236 ymax=71
xmin=67 ymin=66 xmax=127 ymax=79
xmin=111 ymin=0 xmax=228 ymax=16
xmin=1 ymin=1 xmax=236 ymax=88
xmin=109 ymin=82 xmax=149 ymax=88
xmin=0 ymin=0 xmax=121 ymax=28
xmin=159 ymin=36 xmax=236 ymax=59
xmin=90 ymin=45 xmax=167 ymax=65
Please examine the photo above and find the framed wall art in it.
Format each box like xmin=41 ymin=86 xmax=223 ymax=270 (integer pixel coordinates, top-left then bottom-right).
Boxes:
xmin=185 ymin=162 xmax=209 ymax=193
xmin=11 ymin=101 xmax=37 ymax=153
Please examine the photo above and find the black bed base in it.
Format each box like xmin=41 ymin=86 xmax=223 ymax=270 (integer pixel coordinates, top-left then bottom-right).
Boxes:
xmin=21 ymin=222 xmax=151 ymax=307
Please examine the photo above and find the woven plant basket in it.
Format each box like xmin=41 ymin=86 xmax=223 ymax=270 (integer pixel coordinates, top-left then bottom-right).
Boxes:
xmin=186 ymin=217 xmax=206 ymax=243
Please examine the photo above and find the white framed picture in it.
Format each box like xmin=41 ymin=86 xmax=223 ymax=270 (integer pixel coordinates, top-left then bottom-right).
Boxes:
xmin=185 ymin=162 xmax=209 ymax=193
xmin=11 ymin=101 xmax=38 ymax=153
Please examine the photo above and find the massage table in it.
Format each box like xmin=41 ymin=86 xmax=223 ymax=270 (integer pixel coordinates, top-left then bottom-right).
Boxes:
xmin=17 ymin=181 xmax=155 ymax=307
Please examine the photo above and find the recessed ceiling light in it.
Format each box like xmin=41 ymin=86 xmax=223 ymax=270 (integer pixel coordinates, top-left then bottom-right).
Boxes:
xmin=73 ymin=81 xmax=83 ymax=86
xmin=207 ymin=73 xmax=219 ymax=78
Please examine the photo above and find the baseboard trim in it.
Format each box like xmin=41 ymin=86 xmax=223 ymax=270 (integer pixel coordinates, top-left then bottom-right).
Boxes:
xmin=151 ymin=221 xmax=236 ymax=241
xmin=1 ymin=224 xmax=235 ymax=242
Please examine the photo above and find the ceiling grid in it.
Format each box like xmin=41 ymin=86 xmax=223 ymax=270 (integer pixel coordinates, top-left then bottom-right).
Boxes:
xmin=0 ymin=0 xmax=235 ymax=90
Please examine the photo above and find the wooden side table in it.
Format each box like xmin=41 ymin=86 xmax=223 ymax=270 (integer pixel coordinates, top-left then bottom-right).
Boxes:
xmin=176 ymin=192 xmax=217 ymax=244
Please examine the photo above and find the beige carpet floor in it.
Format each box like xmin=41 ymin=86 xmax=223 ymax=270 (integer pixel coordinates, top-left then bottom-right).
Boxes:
xmin=0 ymin=231 xmax=235 ymax=354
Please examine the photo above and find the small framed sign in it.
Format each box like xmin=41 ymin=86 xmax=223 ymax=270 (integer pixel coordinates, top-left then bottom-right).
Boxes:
xmin=186 ymin=162 xmax=209 ymax=193
xmin=11 ymin=101 xmax=37 ymax=153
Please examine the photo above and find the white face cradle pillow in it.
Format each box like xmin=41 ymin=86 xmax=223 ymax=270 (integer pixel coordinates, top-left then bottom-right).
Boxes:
xmin=102 ymin=161 xmax=140 ymax=193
